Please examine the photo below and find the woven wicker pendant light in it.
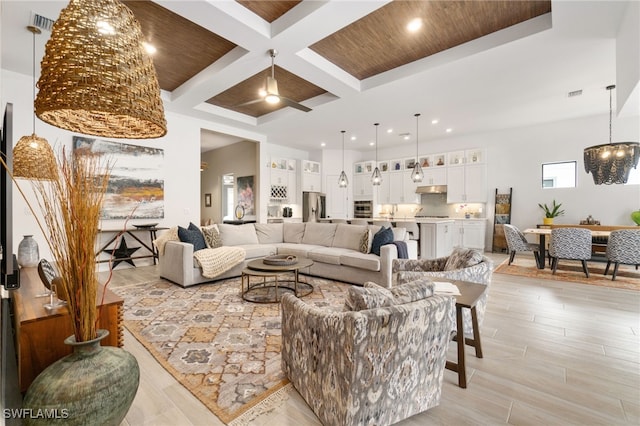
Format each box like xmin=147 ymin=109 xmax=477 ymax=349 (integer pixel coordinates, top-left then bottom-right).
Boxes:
xmin=34 ymin=0 xmax=167 ymax=139
xmin=13 ymin=26 xmax=56 ymax=181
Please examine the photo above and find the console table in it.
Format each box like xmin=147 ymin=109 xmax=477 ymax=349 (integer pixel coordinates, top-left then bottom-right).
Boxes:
xmin=10 ymin=267 xmax=123 ymax=392
xmin=97 ymin=226 xmax=168 ymax=266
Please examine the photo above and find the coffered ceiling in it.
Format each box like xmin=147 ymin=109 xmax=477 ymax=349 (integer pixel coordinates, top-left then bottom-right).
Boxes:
xmin=0 ymin=1 xmax=636 ymax=153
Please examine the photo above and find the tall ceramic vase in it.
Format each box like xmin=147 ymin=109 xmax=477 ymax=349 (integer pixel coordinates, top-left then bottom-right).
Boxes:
xmin=17 ymin=235 xmax=39 ymax=267
xmin=22 ymin=329 xmax=139 ymax=425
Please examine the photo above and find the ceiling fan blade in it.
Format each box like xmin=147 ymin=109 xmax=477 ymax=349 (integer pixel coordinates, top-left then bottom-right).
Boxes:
xmin=235 ymin=98 xmax=264 ymax=107
xmin=280 ymin=96 xmax=312 ymax=112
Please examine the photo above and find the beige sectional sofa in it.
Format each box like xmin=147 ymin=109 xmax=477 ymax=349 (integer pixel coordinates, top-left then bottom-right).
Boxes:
xmin=158 ymin=222 xmax=417 ymax=288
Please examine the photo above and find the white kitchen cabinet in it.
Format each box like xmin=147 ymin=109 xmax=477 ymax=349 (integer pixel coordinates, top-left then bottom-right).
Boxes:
xmin=422 ymin=167 xmax=447 ymax=186
xmin=302 ymin=160 xmax=322 ymax=192
xmin=419 ymin=221 xmax=454 ymax=259
xmin=387 ymin=170 xmax=420 ymax=204
xmin=446 ymin=163 xmax=487 ymax=203
xmin=269 ymin=158 xmax=298 ymax=202
xmin=452 ymin=220 xmax=486 ymax=250
xmin=353 ymin=161 xmax=374 ymax=200
xmin=376 ymin=166 xmax=390 ymax=204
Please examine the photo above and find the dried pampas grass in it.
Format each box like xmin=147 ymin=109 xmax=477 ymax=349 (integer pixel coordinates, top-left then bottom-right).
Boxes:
xmin=32 ymin=148 xmax=111 ymax=342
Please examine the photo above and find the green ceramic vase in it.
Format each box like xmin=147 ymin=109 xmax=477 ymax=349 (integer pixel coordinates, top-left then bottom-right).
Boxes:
xmin=22 ymin=329 xmax=139 ymax=425
xmin=632 ymin=210 xmax=640 ymax=226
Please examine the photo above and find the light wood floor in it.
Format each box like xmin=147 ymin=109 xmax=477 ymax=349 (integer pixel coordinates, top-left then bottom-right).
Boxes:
xmin=107 ymin=252 xmax=640 ymax=425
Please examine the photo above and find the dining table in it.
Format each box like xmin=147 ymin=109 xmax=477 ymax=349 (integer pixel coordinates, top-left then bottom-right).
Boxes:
xmin=523 ymin=228 xmax=612 ymax=269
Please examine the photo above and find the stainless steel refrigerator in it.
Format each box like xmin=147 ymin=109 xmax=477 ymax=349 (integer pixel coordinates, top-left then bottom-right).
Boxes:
xmin=302 ymin=191 xmax=326 ymax=222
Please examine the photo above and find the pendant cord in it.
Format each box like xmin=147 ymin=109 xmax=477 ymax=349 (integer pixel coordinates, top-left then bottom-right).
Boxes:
xmin=415 ymin=113 xmax=420 ymax=160
xmin=609 ymin=86 xmax=612 ymax=144
xmin=341 ymin=131 xmax=345 ymax=170
xmin=32 ymin=28 xmax=36 ymax=134
xmin=374 ymin=123 xmax=379 ymax=162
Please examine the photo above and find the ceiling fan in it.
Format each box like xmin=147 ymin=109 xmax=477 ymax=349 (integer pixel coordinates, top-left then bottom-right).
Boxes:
xmin=238 ymin=49 xmax=312 ymax=113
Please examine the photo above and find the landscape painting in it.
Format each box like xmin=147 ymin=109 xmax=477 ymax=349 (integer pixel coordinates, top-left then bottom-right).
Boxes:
xmin=73 ymin=136 xmax=164 ymax=219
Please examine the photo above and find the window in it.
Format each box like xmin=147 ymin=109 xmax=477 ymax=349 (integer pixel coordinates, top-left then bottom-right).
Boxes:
xmin=542 ymin=161 xmax=576 ymax=188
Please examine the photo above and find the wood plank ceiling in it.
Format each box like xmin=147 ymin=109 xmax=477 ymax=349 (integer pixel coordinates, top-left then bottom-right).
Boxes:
xmin=124 ymin=0 xmax=551 ymax=118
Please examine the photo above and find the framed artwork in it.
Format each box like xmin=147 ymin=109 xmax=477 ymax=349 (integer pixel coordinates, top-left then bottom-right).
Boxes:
xmin=405 ymin=158 xmax=416 ymax=169
xmin=236 ymin=175 xmax=255 ymax=215
xmin=379 ymin=161 xmax=389 ymax=172
xmin=204 ymin=193 xmax=212 ymax=207
xmin=73 ymin=136 xmax=164 ymax=219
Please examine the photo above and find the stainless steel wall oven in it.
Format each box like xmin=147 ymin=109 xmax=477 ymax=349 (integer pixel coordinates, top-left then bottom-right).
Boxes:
xmin=353 ymin=200 xmax=373 ymax=218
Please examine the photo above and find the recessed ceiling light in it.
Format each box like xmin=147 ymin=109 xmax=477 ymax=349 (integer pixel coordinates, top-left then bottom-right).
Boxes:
xmin=407 ymin=18 xmax=422 ymax=33
xmin=431 ymin=119 xmax=439 ymax=124
xmin=351 ymin=136 xmax=357 ymax=141
xmin=369 ymin=142 xmax=374 ymax=146
xmin=387 ymin=128 xmax=393 ymax=133
xmin=258 ymin=88 xmax=267 ymax=97
xmin=446 ymin=128 xmax=453 ymax=133
xmin=142 ymin=41 xmax=156 ymax=55
xmin=320 ymin=142 xmax=326 ymax=147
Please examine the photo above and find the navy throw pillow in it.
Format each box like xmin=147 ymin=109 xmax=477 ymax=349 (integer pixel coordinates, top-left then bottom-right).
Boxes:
xmin=178 ymin=223 xmax=207 ymax=251
xmin=371 ymin=226 xmax=394 ymax=256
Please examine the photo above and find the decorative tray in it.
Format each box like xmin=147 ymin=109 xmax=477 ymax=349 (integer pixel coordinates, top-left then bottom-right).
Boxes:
xmin=133 ymin=223 xmax=159 ymax=229
xmin=263 ymin=255 xmax=298 ymax=266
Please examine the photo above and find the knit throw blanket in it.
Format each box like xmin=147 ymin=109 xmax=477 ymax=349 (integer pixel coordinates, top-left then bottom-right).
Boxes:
xmin=193 ymin=247 xmax=246 ymax=278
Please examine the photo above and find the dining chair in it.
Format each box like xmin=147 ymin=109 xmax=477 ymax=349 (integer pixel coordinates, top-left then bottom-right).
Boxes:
xmin=604 ymin=230 xmax=640 ymax=280
xmin=549 ymin=228 xmax=592 ymax=277
xmin=503 ymin=224 xmax=541 ymax=266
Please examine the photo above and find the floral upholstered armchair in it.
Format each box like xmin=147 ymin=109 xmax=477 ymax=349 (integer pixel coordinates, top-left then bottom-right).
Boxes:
xmin=281 ymin=280 xmax=454 ymax=426
xmin=392 ymin=247 xmax=493 ymax=338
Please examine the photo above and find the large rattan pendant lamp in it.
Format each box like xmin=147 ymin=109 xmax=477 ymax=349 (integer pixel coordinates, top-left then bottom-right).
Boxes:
xmin=584 ymin=85 xmax=639 ymax=185
xmin=338 ymin=130 xmax=349 ymax=188
xmin=371 ymin=123 xmax=382 ymax=186
xmin=34 ymin=0 xmax=167 ymax=139
xmin=410 ymin=113 xmax=424 ymax=183
xmin=12 ymin=26 xmax=56 ymax=181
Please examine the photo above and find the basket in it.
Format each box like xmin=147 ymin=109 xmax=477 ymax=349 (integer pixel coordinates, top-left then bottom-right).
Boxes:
xmin=263 ymin=255 xmax=298 ymax=266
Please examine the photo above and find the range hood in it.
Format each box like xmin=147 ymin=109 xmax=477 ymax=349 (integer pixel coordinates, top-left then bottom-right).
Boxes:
xmin=416 ymin=185 xmax=447 ymax=194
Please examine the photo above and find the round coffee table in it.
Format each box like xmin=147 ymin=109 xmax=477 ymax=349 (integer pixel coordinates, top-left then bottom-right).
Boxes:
xmin=241 ymin=258 xmax=314 ymax=303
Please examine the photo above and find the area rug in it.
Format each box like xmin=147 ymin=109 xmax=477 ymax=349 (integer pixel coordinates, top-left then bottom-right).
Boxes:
xmin=494 ymin=257 xmax=640 ymax=290
xmin=112 ymin=276 xmax=350 ymax=424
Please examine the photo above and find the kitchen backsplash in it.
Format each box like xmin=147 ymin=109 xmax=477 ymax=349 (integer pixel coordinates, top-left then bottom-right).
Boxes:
xmin=379 ymin=193 xmax=485 ymax=218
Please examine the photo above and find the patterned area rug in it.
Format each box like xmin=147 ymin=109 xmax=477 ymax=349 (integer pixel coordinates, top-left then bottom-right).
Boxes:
xmin=494 ymin=257 xmax=640 ymax=290
xmin=113 ymin=276 xmax=351 ymax=424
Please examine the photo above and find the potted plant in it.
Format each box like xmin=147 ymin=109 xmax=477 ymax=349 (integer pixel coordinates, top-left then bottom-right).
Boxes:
xmin=538 ymin=200 xmax=565 ymax=225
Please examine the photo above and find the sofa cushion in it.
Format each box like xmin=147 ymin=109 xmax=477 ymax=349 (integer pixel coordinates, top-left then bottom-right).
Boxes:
xmin=308 ymin=247 xmax=354 ymax=265
xmin=276 ymin=243 xmax=324 ymax=258
xmin=339 ymin=252 xmax=381 ymax=272
xmin=388 ymin=279 xmax=435 ymax=303
xmin=178 ymin=223 xmax=207 ymax=251
xmin=392 ymin=227 xmax=407 ymax=241
xmin=444 ymin=247 xmax=484 ymax=271
xmin=344 ymin=285 xmax=394 ymax=311
xmin=255 ymin=223 xmax=284 ymax=244
xmin=371 ymin=226 xmax=394 ymax=256
xmin=201 ymin=224 xmax=221 ymax=248
xmin=332 ymin=224 xmax=368 ymax=251
xmin=283 ymin=223 xmax=305 ymax=243
xmin=302 ymin=223 xmax=337 ymax=246
xmin=218 ymin=223 xmax=259 ymax=246
xmin=235 ymin=244 xmax=277 ymax=259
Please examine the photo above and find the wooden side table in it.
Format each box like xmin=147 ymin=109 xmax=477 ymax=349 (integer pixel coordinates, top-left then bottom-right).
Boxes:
xmin=444 ymin=280 xmax=487 ymax=388
xmin=10 ymin=267 xmax=123 ymax=392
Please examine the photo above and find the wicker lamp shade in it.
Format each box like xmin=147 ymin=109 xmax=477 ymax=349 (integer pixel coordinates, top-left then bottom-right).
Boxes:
xmin=13 ymin=134 xmax=57 ymax=180
xmin=34 ymin=0 xmax=167 ymax=139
